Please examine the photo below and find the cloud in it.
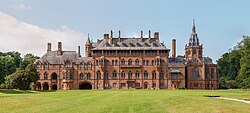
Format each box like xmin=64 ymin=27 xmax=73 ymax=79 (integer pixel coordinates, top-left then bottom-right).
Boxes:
xmin=9 ymin=3 xmax=32 ymax=11
xmin=0 ymin=12 xmax=87 ymax=57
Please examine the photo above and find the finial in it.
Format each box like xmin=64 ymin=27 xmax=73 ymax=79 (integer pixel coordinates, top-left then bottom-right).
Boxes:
xmin=192 ymin=18 xmax=196 ymax=33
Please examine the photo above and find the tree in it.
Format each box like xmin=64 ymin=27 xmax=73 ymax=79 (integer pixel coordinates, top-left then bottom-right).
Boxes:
xmin=0 ymin=56 xmax=17 ymax=84
xmin=217 ymin=36 xmax=250 ymax=89
xmin=4 ymin=69 xmax=28 ymax=90
xmin=219 ymin=77 xmax=228 ymax=89
xmin=20 ymin=53 xmax=40 ymax=69
xmin=1 ymin=53 xmax=39 ymax=89
xmin=4 ymin=65 xmax=39 ymax=90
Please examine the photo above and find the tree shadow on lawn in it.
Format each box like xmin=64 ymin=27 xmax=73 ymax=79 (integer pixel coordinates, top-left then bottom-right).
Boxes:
xmin=0 ymin=89 xmax=57 ymax=94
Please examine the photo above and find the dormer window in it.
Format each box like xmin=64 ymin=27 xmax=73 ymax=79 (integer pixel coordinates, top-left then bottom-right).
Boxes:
xmin=36 ymin=62 xmax=41 ymax=68
xmin=87 ymin=62 xmax=91 ymax=69
xmin=65 ymin=61 xmax=71 ymax=67
xmin=80 ymin=63 xmax=84 ymax=68
xmin=44 ymin=63 xmax=48 ymax=68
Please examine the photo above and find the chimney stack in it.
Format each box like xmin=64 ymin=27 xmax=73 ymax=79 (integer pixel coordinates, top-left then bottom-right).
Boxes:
xmin=57 ymin=42 xmax=62 ymax=55
xmin=118 ymin=30 xmax=121 ymax=42
xmin=104 ymin=34 xmax=109 ymax=39
xmin=154 ymin=32 xmax=159 ymax=39
xmin=78 ymin=46 xmax=81 ymax=57
xmin=141 ymin=30 xmax=143 ymax=38
xmin=110 ymin=30 xmax=113 ymax=38
xmin=172 ymin=39 xmax=176 ymax=58
xmin=47 ymin=43 xmax=51 ymax=52
xmin=149 ymin=30 xmax=151 ymax=39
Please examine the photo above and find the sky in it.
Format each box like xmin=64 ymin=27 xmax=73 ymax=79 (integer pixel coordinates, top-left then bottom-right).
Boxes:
xmin=0 ymin=0 xmax=250 ymax=63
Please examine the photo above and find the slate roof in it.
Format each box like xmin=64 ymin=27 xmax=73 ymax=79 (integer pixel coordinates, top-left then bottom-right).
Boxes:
xmin=36 ymin=51 xmax=92 ymax=65
xmin=203 ymin=57 xmax=213 ymax=64
xmin=169 ymin=57 xmax=186 ymax=66
xmin=92 ymin=38 xmax=169 ymax=50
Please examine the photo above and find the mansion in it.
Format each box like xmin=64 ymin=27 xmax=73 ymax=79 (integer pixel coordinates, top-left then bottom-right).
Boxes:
xmin=34 ymin=21 xmax=218 ymax=90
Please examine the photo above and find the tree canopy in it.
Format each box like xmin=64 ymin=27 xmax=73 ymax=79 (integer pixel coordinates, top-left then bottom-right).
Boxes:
xmin=0 ymin=52 xmax=39 ymax=89
xmin=217 ymin=36 xmax=250 ymax=89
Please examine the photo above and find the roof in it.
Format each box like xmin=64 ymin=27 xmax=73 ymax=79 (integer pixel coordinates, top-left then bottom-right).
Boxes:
xmin=169 ymin=57 xmax=186 ymax=66
xmin=92 ymin=38 xmax=169 ymax=50
xmin=85 ymin=37 xmax=91 ymax=46
xmin=171 ymin=69 xmax=181 ymax=73
xmin=203 ymin=57 xmax=214 ymax=64
xmin=36 ymin=51 xmax=92 ymax=65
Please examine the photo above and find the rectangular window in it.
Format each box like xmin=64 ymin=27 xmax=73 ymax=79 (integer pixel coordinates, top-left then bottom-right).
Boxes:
xmin=136 ymin=73 xmax=140 ymax=79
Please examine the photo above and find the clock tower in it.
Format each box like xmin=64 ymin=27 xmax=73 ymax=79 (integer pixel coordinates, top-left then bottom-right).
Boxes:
xmin=185 ymin=19 xmax=203 ymax=62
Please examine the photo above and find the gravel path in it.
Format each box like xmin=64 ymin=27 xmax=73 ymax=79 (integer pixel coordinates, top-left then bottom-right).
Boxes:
xmin=216 ymin=97 xmax=250 ymax=104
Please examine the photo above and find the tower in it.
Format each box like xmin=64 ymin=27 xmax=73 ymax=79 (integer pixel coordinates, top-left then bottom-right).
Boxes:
xmin=185 ymin=19 xmax=203 ymax=61
xmin=85 ymin=34 xmax=92 ymax=57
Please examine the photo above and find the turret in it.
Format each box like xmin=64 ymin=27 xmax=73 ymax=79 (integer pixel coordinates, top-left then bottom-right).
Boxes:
xmin=185 ymin=19 xmax=203 ymax=61
xmin=85 ymin=35 xmax=92 ymax=57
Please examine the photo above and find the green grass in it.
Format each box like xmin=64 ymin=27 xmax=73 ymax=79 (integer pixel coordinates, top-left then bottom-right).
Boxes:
xmin=0 ymin=90 xmax=249 ymax=113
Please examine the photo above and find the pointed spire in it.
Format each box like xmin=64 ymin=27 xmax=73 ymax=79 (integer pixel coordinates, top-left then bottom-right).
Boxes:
xmin=85 ymin=33 xmax=91 ymax=46
xmin=192 ymin=18 xmax=196 ymax=33
xmin=188 ymin=19 xmax=200 ymax=46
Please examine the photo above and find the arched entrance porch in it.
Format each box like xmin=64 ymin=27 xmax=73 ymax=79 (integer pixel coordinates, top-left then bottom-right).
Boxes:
xmin=43 ymin=82 xmax=49 ymax=90
xmin=52 ymin=84 xmax=57 ymax=90
xmin=36 ymin=82 xmax=41 ymax=90
xmin=79 ymin=82 xmax=92 ymax=90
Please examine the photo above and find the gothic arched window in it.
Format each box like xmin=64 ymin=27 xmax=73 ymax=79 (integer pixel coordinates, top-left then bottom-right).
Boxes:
xmin=128 ymin=71 xmax=132 ymax=80
xmin=121 ymin=59 xmax=125 ymax=65
xmin=112 ymin=71 xmax=117 ymax=79
xmin=112 ymin=60 xmax=115 ymax=66
xmin=80 ymin=73 xmax=84 ymax=80
xmin=44 ymin=72 xmax=48 ymax=80
xmin=115 ymin=60 xmax=118 ymax=65
xmin=128 ymin=59 xmax=132 ymax=65
xmin=121 ymin=71 xmax=125 ymax=79
xmin=135 ymin=59 xmax=140 ymax=66
xmin=192 ymin=68 xmax=199 ymax=79
xmin=152 ymin=71 xmax=156 ymax=79
xmin=144 ymin=71 xmax=148 ymax=79
xmin=87 ymin=73 xmax=91 ymax=80
xmin=97 ymin=71 xmax=101 ymax=80
xmin=136 ymin=71 xmax=140 ymax=79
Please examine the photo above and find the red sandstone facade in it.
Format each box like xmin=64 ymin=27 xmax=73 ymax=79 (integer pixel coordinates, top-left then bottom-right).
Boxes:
xmin=34 ymin=21 xmax=218 ymax=90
